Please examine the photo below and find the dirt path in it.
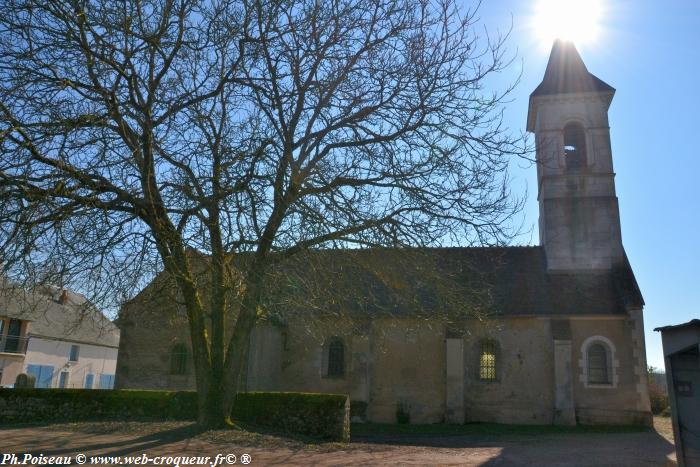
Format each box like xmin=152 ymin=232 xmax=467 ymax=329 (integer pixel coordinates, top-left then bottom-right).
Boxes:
xmin=0 ymin=419 xmax=677 ymax=466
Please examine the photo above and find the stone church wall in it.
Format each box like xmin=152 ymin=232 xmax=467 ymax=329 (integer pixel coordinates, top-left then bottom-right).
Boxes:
xmin=462 ymin=317 xmax=555 ymax=424
xmin=116 ymin=298 xmax=650 ymax=426
xmin=570 ymin=315 xmax=652 ymax=425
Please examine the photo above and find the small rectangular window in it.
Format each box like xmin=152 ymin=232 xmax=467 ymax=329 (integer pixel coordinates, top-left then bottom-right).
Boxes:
xmin=69 ymin=344 xmax=80 ymax=362
xmin=479 ymin=341 xmax=497 ymax=381
xmin=327 ymin=338 xmax=345 ymax=377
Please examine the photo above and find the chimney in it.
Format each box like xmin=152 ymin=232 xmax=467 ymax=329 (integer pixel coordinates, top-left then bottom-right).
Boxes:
xmin=59 ymin=289 xmax=68 ymax=305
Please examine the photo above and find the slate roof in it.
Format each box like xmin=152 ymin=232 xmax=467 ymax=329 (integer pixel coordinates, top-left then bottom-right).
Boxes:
xmin=527 ymin=40 xmax=615 ymax=132
xmin=655 ymin=319 xmax=700 ymax=332
xmin=0 ymin=277 xmax=120 ymax=347
xmin=531 ymin=39 xmax=615 ymax=97
xmin=261 ymin=246 xmax=644 ymax=319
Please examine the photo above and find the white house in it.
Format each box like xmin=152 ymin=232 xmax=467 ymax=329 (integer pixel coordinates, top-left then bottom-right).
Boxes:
xmin=0 ymin=277 xmax=119 ymax=389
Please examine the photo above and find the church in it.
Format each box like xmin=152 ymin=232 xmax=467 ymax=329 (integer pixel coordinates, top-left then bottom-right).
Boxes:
xmin=115 ymin=40 xmax=652 ymax=426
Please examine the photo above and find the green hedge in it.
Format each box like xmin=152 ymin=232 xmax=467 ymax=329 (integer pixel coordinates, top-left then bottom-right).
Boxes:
xmin=233 ymin=392 xmax=349 ymax=441
xmin=0 ymin=388 xmax=197 ymax=422
xmin=0 ymin=389 xmax=349 ymax=441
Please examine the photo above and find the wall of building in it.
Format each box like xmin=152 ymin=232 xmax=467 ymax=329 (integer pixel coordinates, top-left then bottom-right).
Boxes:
xmin=0 ymin=356 xmax=25 ymax=387
xmin=117 ymin=297 xmax=651 ymax=426
xmin=367 ymin=319 xmax=446 ymax=423
xmin=115 ymin=300 xmax=195 ymax=390
xmin=0 ymin=316 xmax=31 ymax=386
xmin=23 ymin=337 xmax=118 ymax=388
xmin=461 ymin=317 xmax=555 ymax=424
xmin=570 ymin=316 xmax=652 ymax=425
xmin=533 ymin=94 xmax=624 ymax=272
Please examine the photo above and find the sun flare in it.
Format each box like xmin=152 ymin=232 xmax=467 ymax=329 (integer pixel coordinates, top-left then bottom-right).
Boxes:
xmin=532 ymin=0 xmax=605 ymax=46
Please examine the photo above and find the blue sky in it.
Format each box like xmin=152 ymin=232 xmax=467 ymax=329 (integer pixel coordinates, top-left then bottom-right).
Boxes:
xmin=475 ymin=0 xmax=699 ymax=370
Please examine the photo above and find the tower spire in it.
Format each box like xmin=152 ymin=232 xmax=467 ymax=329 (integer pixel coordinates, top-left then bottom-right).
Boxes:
xmin=527 ymin=40 xmax=614 ymax=132
xmin=527 ymin=41 xmax=624 ymax=271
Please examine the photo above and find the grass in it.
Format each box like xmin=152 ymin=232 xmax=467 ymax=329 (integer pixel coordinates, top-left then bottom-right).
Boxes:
xmin=351 ymin=421 xmax=651 ymax=437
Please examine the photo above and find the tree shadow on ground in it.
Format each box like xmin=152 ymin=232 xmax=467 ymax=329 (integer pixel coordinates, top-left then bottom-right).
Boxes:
xmin=479 ymin=430 xmax=676 ymax=467
xmin=351 ymin=426 xmax=676 ymax=466
xmin=21 ymin=423 xmax=204 ymax=458
xmin=349 ymin=423 xmax=652 ymax=448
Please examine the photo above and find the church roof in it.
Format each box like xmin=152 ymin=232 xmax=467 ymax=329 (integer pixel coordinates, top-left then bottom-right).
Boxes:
xmin=531 ymin=39 xmax=615 ymax=97
xmin=527 ymin=40 xmax=615 ymax=132
xmin=262 ymin=246 xmax=644 ymax=319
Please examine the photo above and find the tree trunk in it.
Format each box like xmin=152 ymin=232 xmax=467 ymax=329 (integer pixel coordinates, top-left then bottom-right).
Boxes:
xmin=220 ymin=271 xmax=263 ymax=424
xmin=198 ymin=382 xmax=226 ymax=427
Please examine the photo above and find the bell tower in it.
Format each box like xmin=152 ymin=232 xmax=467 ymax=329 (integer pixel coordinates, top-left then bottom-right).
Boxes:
xmin=527 ymin=40 xmax=624 ymax=271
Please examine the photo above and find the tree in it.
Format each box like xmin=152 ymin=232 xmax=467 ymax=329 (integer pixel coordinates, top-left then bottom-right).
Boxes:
xmin=0 ymin=0 xmax=527 ymax=426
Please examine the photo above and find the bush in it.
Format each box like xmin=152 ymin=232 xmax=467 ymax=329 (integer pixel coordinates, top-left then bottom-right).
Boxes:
xmin=0 ymin=389 xmax=350 ymax=441
xmin=350 ymin=400 xmax=368 ymax=422
xmin=0 ymin=388 xmax=197 ymax=423
xmin=396 ymin=400 xmax=410 ymax=424
xmin=232 ymin=392 xmax=349 ymax=441
xmin=14 ymin=373 xmax=35 ymax=388
xmin=649 ymin=385 xmax=669 ymax=415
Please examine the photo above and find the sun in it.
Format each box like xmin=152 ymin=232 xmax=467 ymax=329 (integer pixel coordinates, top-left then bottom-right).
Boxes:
xmin=532 ymin=0 xmax=605 ymax=46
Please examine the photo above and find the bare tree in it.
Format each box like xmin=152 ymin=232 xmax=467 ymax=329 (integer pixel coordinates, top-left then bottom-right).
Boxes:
xmin=0 ymin=0 xmax=526 ymax=426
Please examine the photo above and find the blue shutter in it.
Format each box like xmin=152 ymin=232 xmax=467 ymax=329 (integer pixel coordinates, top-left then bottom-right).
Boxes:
xmin=27 ymin=365 xmax=54 ymax=388
xmin=99 ymin=374 xmax=115 ymax=390
xmin=58 ymin=371 xmax=68 ymax=388
xmin=39 ymin=366 xmax=54 ymax=388
xmin=69 ymin=345 xmax=79 ymax=362
xmin=85 ymin=373 xmax=94 ymax=389
xmin=26 ymin=365 xmax=41 ymax=387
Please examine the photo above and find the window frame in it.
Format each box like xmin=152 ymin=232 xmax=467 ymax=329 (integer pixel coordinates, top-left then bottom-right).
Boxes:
xmin=169 ymin=343 xmax=188 ymax=375
xmin=69 ymin=344 xmax=80 ymax=362
xmin=587 ymin=343 xmax=610 ymax=384
xmin=325 ymin=336 xmax=345 ymax=378
xmin=27 ymin=364 xmax=54 ymax=388
xmin=580 ymin=336 xmax=618 ymax=388
xmin=477 ymin=339 xmax=499 ymax=382
xmin=99 ymin=373 xmax=115 ymax=390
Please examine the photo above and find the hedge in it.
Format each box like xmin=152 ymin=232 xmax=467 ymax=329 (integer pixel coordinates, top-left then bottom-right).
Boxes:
xmin=232 ymin=392 xmax=349 ymax=441
xmin=0 ymin=389 xmax=349 ymax=441
xmin=0 ymin=388 xmax=198 ymax=422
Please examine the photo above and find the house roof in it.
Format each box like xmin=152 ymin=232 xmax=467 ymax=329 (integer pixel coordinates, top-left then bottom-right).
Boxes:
xmin=0 ymin=278 xmax=120 ymax=348
xmin=527 ymin=40 xmax=615 ymax=131
xmin=259 ymin=246 xmax=644 ymax=319
xmin=654 ymin=319 xmax=700 ymax=332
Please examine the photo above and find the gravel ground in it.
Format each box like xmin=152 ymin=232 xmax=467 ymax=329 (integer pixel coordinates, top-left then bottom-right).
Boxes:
xmin=0 ymin=417 xmax=677 ymax=466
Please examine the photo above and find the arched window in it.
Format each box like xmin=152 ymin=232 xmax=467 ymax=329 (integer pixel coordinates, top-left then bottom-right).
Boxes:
xmin=581 ymin=336 xmax=617 ymax=387
xmin=479 ymin=339 xmax=498 ymax=381
xmin=327 ymin=337 xmax=345 ymax=377
xmin=587 ymin=343 xmax=610 ymax=384
xmin=169 ymin=343 xmax=188 ymax=375
xmin=563 ymin=122 xmax=587 ymax=171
